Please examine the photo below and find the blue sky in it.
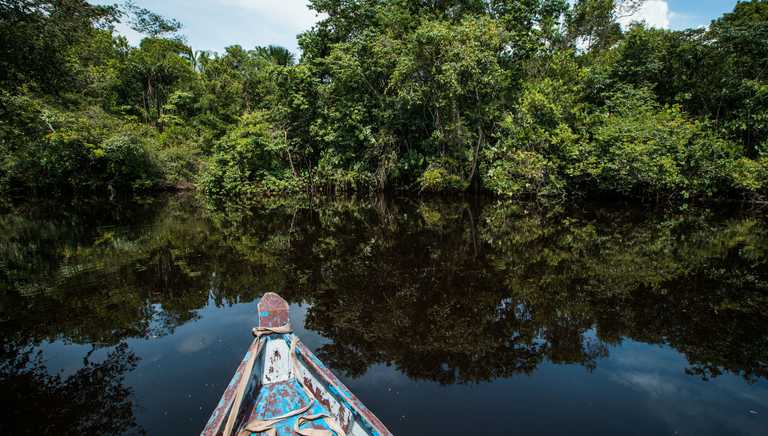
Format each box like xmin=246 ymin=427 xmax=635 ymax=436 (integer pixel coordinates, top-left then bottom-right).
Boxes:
xmin=91 ymin=0 xmax=742 ymax=55
xmin=646 ymin=0 xmax=741 ymax=29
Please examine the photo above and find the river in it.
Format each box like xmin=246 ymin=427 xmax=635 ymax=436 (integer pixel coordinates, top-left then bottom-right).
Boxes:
xmin=1 ymin=194 xmax=767 ymax=435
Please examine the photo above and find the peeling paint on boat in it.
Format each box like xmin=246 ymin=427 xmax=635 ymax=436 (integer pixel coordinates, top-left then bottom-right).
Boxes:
xmin=201 ymin=292 xmax=392 ymax=436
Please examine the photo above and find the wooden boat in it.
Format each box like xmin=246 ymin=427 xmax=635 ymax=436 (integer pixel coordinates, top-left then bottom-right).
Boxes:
xmin=202 ymin=292 xmax=392 ymax=436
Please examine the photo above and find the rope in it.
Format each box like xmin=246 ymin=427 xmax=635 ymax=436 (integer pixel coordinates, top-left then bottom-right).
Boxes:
xmin=294 ymin=413 xmax=346 ymax=436
xmin=252 ymin=324 xmax=293 ymax=338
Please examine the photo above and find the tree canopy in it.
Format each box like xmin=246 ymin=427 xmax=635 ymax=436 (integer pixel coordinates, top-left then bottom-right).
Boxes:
xmin=1 ymin=0 xmax=767 ymax=203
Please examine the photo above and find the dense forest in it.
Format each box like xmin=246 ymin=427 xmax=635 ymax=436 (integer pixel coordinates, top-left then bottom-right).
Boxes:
xmin=1 ymin=0 xmax=767 ymax=204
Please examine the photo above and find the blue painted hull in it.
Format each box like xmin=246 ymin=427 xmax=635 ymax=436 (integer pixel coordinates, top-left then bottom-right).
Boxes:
xmin=202 ymin=293 xmax=392 ymax=436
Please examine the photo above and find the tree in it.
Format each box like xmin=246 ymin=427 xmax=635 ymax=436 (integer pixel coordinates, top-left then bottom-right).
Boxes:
xmin=255 ymin=45 xmax=296 ymax=66
xmin=0 ymin=0 xmax=119 ymax=93
xmin=122 ymin=37 xmax=195 ymax=130
xmin=124 ymin=0 xmax=181 ymax=37
xmin=706 ymin=0 xmax=768 ymax=154
xmin=392 ymin=17 xmax=508 ymax=191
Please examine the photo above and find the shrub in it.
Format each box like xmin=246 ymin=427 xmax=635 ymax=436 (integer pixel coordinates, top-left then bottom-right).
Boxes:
xmin=419 ymin=166 xmax=467 ymax=193
xmin=314 ymin=148 xmax=373 ymax=194
xmin=730 ymin=157 xmax=768 ymax=194
xmin=482 ymin=63 xmax=586 ymax=197
xmin=198 ymin=111 xmax=296 ymax=200
xmin=99 ymin=132 xmax=161 ymax=193
xmin=581 ymin=86 xmax=741 ymax=199
xmin=1 ymin=95 xmax=162 ymax=198
xmin=484 ymin=148 xmax=564 ymax=197
xmin=155 ymin=142 xmax=201 ymax=187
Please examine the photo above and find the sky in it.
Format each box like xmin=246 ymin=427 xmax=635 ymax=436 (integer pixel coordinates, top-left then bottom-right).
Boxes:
xmin=90 ymin=0 xmax=742 ymax=55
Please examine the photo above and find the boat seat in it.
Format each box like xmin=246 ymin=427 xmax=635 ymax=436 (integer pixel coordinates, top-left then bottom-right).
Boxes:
xmin=245 ymin=379 xmax=337 ymax=436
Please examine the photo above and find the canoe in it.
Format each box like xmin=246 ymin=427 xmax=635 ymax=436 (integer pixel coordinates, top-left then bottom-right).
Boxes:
xmin=201 ymin=292 xmax=392 ymax=436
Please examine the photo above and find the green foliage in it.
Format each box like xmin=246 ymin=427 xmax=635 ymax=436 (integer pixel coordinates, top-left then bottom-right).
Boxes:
xmin=484 ymin=147 xmax=563 ymax=196
xmin=124 ymin=1 xmax=182 ymax=37
xmin=254 ymin=45 xmax=296 ymax=66
xmin=2 ymin=0 xmax=768 ymax=204
xmin=568 ymin=0 xmax=624 ymax=51
xmin=484 ymin=52 xmax=586 ymax=197
xmin=99 ymin=132 xmax=161 ymax=192
xmin=0 ymin=0 xmax=119 ymax=93
xmin=582 ymin=87 xmax=740 ymax=198
xmin=0 ymin=91 xmax=162 ymax=198
xmin=69 ymin=123 xmax=158 ymax=194
xmin=155 ymin=142 xmax=201 ymax=187
xmin=315 ymin=148 xmax=373 ymax=194
xmin=730 ymin=157 xmax=768 ymax=193
xmin=419 ymin=166 xmax=467 ymax=193
xmin=121 ymin=37 xmax=195 ymax=129
xmin=198 ymin=112 xmax=297 ymax=200
xmin=392 ymin=16 xmax=508 ymax=187
xmin=602 ymin=3 xmax=768 ymax=156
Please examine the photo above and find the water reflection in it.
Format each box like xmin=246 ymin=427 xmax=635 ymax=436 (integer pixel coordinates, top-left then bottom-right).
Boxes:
xmin=0 ymin=340 xmax=142 ymax=435
xmin=1 ymin=195 xmax=767 ymax=434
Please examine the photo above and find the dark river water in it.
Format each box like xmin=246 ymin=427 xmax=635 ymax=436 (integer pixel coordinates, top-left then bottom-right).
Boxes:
xmin=2 ymin=194 xmax=768 ymax=435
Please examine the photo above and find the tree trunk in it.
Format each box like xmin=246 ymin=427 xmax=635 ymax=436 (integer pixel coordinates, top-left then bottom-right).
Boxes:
xmin=156 ymin=86 xmax=163 ymax=133
xmin=286 ymin=131 xmax=298 ymax=177
xmin=467 ymin=124 xmax=483 ymax=190
xmin=146 ymin=76 xmax=154 ymax=127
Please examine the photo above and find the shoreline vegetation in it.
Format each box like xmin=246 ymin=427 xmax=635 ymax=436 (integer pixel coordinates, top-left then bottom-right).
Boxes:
xmin=1 ymin=1 xmax=768 ymax=207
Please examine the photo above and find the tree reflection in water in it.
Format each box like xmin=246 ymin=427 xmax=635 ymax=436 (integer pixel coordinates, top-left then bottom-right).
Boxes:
xmin=0 ymin=195 xmax=767 ymax=431
xmin=291 ymin=200 xmax=768 ymax=384
xmin=0 ymin=341 xmax=142 ymax=435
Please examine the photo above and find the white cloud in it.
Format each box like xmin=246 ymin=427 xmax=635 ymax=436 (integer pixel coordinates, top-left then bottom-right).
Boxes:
xmin=669 ymin=11 xmax=706 ymax=30
xmin=112 ymin=20 xmax=144 ymax=47
xmin=220 ymin=0 xmax=320 ymax=32
xmin=177 ymin=333 xmax=213 ymax=353
xmin=619 ymin=0 xmax=670 ymax=29
xmin=612 ymin=371 xmax=680 ymax=397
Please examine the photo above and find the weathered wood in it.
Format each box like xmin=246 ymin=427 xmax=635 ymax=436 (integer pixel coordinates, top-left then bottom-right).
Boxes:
xmin=257 ymin=292 xmax=290 ymax=328
xmin=202 ymin=292 xmax=392 ymax=436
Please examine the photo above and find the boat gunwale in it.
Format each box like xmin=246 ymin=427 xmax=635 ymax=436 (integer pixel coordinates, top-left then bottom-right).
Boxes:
xmin=202 ymin=337 xmax=262 ymax=436
xmin=294 ymin=338 xmax=392 ymax=436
